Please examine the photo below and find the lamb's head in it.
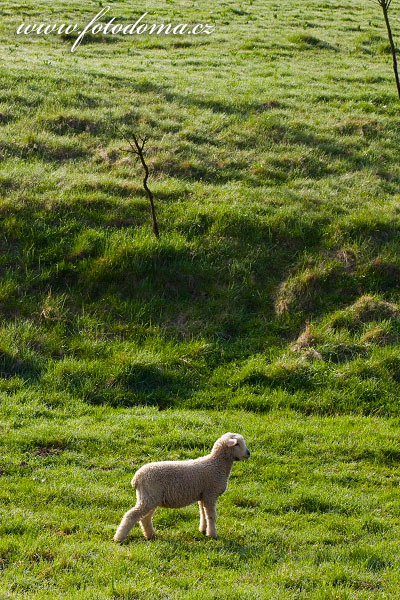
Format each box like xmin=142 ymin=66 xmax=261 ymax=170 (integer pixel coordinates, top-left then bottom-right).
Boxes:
xmin=212 ymin=432 xmax=250 ymax=461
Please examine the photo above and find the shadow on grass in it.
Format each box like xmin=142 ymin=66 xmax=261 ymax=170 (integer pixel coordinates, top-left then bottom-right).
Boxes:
xmin=84 ymin=363 xmax=194 ymax=409
xmin=44 ymin=116 xmax=105 ymax=136
xmin=1 ymin=141 xmax=89 ymax=162
xmin=148 ymin=536 xmax=272 ymax=561
xmin=2 ymin=183 xmax=400 ymax=409
xmin=0 ymin=350 xmax=42 ymax=381
xmin=3 ymin=194 xmax=400 ymax=335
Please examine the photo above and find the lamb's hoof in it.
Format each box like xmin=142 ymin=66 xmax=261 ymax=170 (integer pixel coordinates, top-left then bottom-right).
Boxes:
xmin=206 ymin=534 xmax=218 ymax=540
xmin=113 ymin=535 xmax=125 ymax=543
xmin=199 ymin=529 xmax=206 ymax=535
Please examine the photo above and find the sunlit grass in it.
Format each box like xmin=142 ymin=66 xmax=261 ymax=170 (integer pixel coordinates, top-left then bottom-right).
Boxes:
xmin=2 ymin=406 xmax=400 ymax=599
xmin=1 ymin=0 xmax=400 ymax=596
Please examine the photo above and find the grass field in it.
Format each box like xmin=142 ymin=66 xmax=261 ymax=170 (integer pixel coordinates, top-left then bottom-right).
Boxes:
xmin=1 ymin=0 xmax=400 ymax=597
xmin=3 ymin=406 xmax=400 ymax=599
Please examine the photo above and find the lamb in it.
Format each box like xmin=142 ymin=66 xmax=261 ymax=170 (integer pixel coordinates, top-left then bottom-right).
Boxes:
xmin=114 ymin=432 xmax=250 ymax=542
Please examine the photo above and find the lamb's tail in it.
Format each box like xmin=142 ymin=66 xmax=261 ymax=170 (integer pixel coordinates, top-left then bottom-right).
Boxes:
xmin=131 ymin=472 xmax=138 ymax=488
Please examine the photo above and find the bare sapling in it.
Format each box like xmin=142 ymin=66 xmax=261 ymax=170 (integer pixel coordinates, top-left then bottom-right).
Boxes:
xmin=376 ymin=0 xmax=400 ymax=99
xmin=122 ymin=133 xmax=160 ymax=238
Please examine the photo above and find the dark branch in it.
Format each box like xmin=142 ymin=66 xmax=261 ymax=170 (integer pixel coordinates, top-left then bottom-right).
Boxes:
xmin=121 ymin=132 xmax=160 ymax=239
xmin=378 ymin=0 xmax=400 ymax=99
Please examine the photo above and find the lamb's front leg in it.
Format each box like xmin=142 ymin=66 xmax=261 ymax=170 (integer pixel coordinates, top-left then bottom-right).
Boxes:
xmin=198 ymin=500 xmax=206 ymax=534
xmin=203 ymin=497 xmax=218 ymax=539
xmin=140 ymin=508 xmax=157 ymax=540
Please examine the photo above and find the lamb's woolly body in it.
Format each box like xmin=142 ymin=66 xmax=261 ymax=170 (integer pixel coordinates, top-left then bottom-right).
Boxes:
xmin=132 ymin=454 xmax=232 ymax=509
xmin=114 ymin=432 xmax=250 ymax=542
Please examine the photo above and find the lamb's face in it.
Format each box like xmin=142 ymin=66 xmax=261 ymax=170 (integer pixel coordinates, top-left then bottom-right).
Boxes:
xmin=225 ymin=433 xmax=250 ymax=461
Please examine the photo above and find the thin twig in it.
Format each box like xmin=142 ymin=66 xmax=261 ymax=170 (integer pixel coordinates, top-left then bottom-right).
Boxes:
xmin=121 ymin=131 xmax=160 ymax=239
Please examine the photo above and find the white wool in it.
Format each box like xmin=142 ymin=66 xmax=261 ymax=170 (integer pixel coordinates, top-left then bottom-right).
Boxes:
xmin=114 ymin=432 xmax=250 ymax=541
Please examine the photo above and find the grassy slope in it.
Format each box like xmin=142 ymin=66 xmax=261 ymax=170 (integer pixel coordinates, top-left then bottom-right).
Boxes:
xmin=1 ymin=0 xmax=400 ymax=597
xmin=0 ymin=0 xmax=399 ymax=413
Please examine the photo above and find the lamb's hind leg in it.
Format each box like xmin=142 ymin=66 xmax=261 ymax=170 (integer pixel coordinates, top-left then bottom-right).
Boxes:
xmin=114 ymin=501 xmax=156 ymax=542
xmin=198 ymin=501 xmax=206 ymax=534
xmin=140 ymin=508 xmax=157 ymax=540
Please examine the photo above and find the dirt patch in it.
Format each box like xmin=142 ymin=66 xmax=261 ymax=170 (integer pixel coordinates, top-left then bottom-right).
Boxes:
xmin=34 ymin=446 xmax=63 ymax=458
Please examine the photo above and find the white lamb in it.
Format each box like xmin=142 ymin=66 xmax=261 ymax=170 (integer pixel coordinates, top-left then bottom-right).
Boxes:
xmin=114 ymin=432 xmax=250 ymax=541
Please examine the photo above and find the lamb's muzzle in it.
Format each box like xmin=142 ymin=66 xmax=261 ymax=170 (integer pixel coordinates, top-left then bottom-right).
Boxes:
xmin=114 ymin=432 xmax=250 ymax=542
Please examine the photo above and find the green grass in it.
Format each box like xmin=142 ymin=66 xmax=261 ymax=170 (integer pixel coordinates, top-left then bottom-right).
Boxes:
xmin=2 ymin=405 xmax=400 ymax=599
xmin=1 ymin=0 xmax=400 ymax=596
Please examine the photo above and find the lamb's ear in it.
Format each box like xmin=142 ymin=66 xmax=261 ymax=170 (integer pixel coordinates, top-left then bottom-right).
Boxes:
xmin=226 ymin=438 xmax=238 ymax=447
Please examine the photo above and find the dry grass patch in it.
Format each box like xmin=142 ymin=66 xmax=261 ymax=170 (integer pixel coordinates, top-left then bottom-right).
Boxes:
xmin=331 ymin=295 xmax=398 ymax=330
